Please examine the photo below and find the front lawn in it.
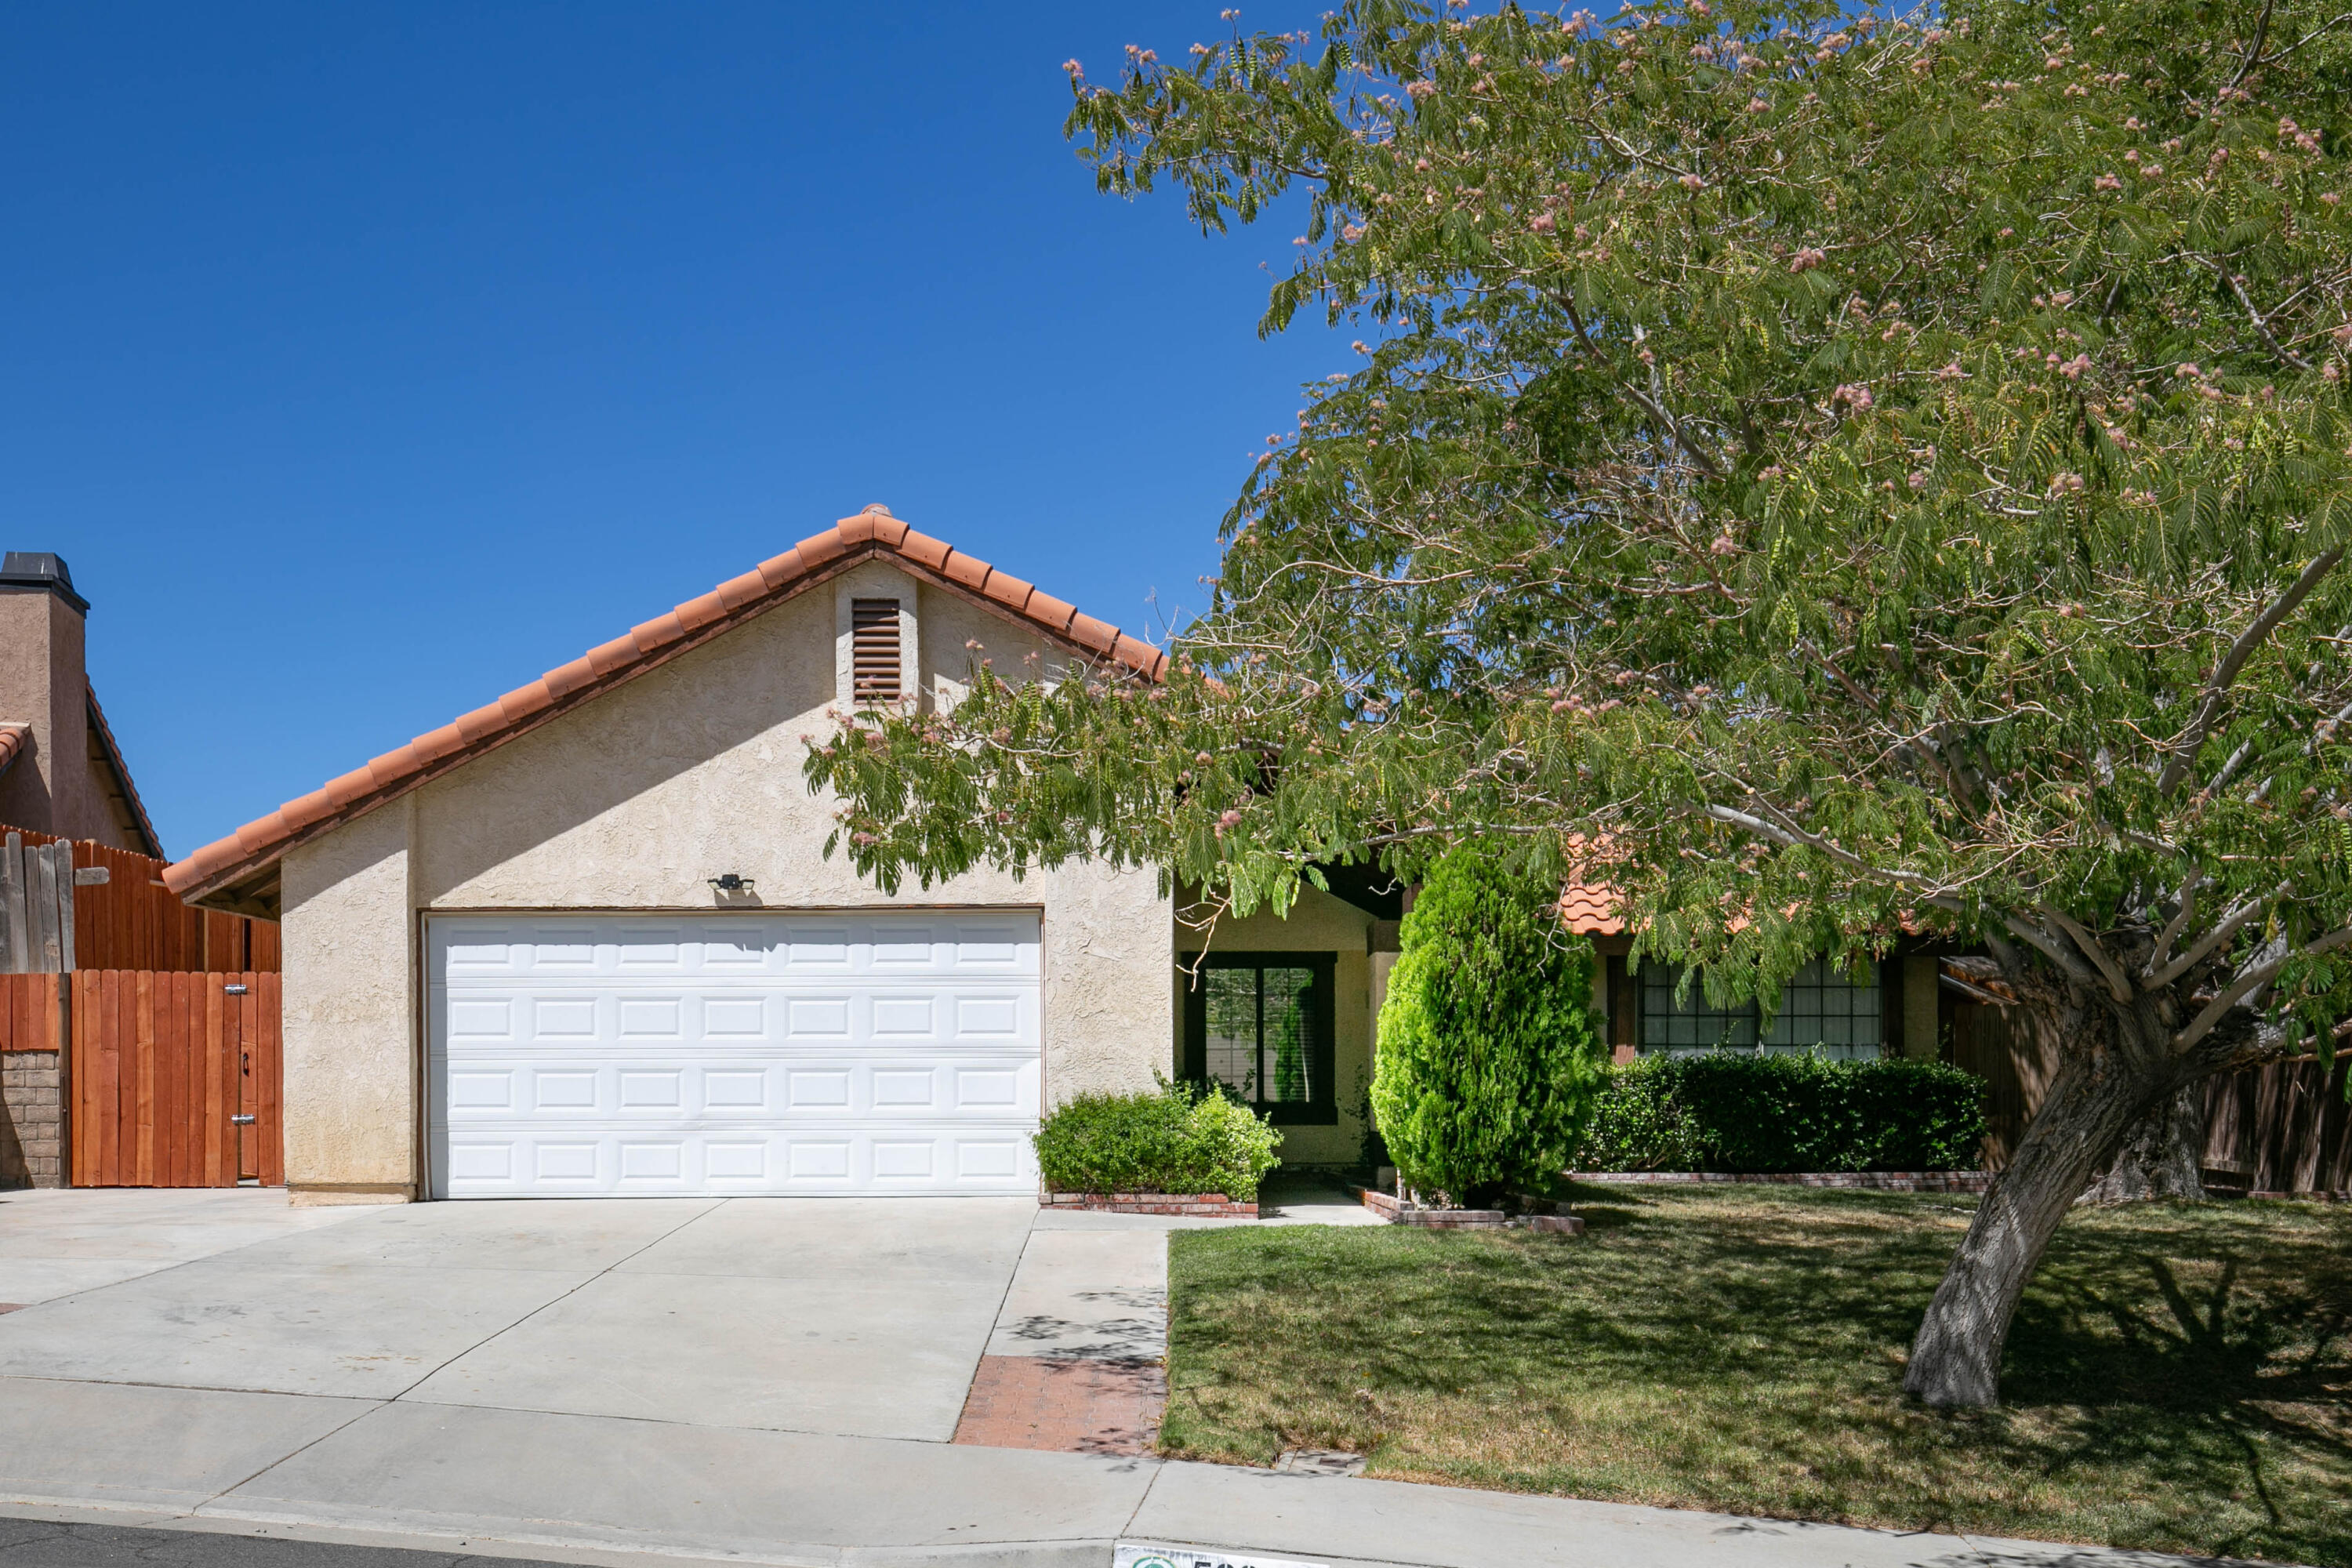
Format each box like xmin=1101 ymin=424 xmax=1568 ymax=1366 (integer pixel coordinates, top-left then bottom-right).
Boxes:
xmin=1163 ymin=1187 xmax=2351 ymax=1565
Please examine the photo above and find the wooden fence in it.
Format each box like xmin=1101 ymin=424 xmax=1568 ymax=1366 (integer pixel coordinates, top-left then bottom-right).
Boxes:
xmin=0 ymin=973 xmax=65 ymax=1053
xmin=0 ymin=822 xmax=278 ymax=975
xmin=68 ymin=971 xmax=282 ymax=1188
xmin=1951 ymin=996 xmax=2350 ymax=1193
xmin=0 ymin=836 xmax=97 ymax=973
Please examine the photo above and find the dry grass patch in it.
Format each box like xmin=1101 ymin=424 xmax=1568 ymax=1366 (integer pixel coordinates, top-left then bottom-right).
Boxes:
xmin=1162 ymin=1186 xmax=2350 ymax=1564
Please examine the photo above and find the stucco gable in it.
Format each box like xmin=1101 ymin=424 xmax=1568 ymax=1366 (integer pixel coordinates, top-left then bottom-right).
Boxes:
xmin=166 ymin=505 xmax=1165 ymax=916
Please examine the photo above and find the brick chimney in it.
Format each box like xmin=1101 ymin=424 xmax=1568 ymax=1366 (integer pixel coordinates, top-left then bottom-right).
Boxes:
xmin=0 ymin=553 xmax=154 ymax=851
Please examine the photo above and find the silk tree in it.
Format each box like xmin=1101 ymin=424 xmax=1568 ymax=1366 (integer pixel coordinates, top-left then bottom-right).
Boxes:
xmin=807 ymin=0 xmax=2352 ymax=1406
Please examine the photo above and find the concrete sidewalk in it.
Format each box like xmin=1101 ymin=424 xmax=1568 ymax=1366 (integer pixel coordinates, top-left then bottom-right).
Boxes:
xmin=0 ymin=1364 xmax=2271 ymax=1568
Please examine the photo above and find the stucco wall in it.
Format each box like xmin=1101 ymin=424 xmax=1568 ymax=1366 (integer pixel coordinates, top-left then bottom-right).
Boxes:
xmin=277 ymin=560 xmax=1171 ymax=1199
xmin=281 ymin=798 xmax=418 ymax=1202
xmin=1179 ymin=884 xmax=1375 ymax=1168
xmin=0 ymin=590 xmax=140 ymax=851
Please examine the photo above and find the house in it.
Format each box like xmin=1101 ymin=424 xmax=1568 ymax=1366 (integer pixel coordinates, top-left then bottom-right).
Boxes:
xmin=164 ymin=508 xmax=1399 ymax=1203
xmin=0 ymin=552 xmax=165 ymax=858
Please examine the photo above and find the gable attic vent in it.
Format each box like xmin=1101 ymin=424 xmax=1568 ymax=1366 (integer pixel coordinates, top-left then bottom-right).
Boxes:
xmin=851 ymin=599 xmax=902 ymax=703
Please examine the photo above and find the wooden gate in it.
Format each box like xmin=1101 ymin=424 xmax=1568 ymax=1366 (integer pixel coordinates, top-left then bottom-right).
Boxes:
xmin=68 ymin=971 xmax=282 ymax=1187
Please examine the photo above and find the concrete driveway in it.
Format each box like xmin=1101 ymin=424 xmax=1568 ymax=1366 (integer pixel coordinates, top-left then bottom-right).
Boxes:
xmin=0 ymin=1189 xmax=1040 ymax=1442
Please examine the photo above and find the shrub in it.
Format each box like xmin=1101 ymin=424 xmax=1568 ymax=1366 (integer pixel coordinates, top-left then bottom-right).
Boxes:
xmin=1572 ymin=1053 xmax=1988 ymax=1174
xmin=1034 ymin=1081 xmax=1283 ymax=1200
xmin=1577 ymin=1055 xmax=1700 ymax=1173
xmin=1371 ymin=846 xmax=1608 ymax=1204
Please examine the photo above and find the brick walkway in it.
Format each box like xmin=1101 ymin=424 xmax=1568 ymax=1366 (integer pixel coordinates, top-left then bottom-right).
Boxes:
xmin=952 ymin=1354 xmax=1165 ymax=1456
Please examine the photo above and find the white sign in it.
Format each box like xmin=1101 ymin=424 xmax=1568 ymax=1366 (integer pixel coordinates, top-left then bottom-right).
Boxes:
xmin=1114 ymin=1545 xmax=1328 ymax=1568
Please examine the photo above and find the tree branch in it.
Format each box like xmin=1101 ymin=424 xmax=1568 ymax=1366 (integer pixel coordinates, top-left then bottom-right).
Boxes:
xmin=2040 ymin=905 xmax=2133 ymax=1003
xmin=2143 ymin=865 xmax=2203 ymax=982
xmin=2225 ymin=0 xmax=2277 ymax=95
xmin=2143 ymin=880 xmax=2288 ymax=992
xmin=2176 ymin=924 xmax=2352 ymax=1050
xmin=2156 ymin=548 xmax=2346 ymax=794
xmin=1555 ymin=293 xmax=1727 ymax=480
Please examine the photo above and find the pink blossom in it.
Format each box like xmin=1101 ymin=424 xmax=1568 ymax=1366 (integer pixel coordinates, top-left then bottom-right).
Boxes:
xmin=1529 ymin=212 xmax=1557 ymax=233
xmin=1907 ymin=470 xmax=1928 ymax=489
xmin=2175 ymin=362 xmax=2202 ymax=378
xmin=1832 ymin=383 xmax=1873 ymax=412
xmin=2094 ymin=173 xmax=2122 ymax=191
xmin=1678 ymin=172 xmax=1707 ymax=191
xmin=1788 ymin=246 xmax=1827 ymax=272
xmin=1062 ymin=58 xmax=1083 ymax=75
xmin=2327 ymin=192 xmax=2345 ymax=206
xmin=2047 ymin=471 xmax=2085 ymax=495
xmin=1406 ymin=79 xmax=1437 ymax=100
xmin=2059 ymin=354 xmax=2091 ymax=379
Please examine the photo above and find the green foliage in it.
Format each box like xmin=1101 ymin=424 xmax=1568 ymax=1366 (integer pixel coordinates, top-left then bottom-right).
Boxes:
xmin=1371 ymin=846 xmax=1608 ymax=1200
xmin=1577 ymin=1056 xmax=1704 ymax=1171
xmin=1577 ymin=1054 xmax=1989 ymax=1173
xmin=808 ymin=0 xmax=2352 ymax=1076
xmin=1033 ymin=1082 xmax=1283 ymax=1200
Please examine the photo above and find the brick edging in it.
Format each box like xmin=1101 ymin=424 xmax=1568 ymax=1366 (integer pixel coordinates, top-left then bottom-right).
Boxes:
xmin=1041 ymin=1192 xmax=1258 ymax=1217
xmin=1573 ymin=1171 xmax=1992 ymax=1192
xmin=1345 ymin=1182 xmax=1584 ymax=1233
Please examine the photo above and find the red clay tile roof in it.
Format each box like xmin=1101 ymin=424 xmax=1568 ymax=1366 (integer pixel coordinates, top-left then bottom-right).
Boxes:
xmin=164 ymin=506 xmax=1167 ymax=913
xmin=1555 ymin=836 xmax=1626 ymax=936
xmin=1557 ymin=878 xmax=1624 ymax=936
xmin=0 ymin=724 xmax=27 ymax=782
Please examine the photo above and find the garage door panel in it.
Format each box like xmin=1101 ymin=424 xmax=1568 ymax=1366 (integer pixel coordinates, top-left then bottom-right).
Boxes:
xmin=429 ymin=912 xmax=1044 ymax=1198
xmin=430 ymin=915 xmax=1040 ymax=982
xmin=431 ymin=1127 xmax=1041 ymax=1197
xmin=434 ymin=985 xmax=1037 ymax=1052
xmin=434 ymin=1055 xmax=1041 ymax=1123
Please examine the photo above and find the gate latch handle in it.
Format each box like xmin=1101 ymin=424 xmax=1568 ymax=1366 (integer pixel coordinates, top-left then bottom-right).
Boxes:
xmin=230 ymin=1115 xmax=257 ymax=1126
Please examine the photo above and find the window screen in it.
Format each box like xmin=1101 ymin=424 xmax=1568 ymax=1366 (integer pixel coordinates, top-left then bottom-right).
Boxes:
xmin=1641 ymin=959 xmax=1881 ymax=1058
xmin=1181 ymin=953 xmax=1337 ymax=1123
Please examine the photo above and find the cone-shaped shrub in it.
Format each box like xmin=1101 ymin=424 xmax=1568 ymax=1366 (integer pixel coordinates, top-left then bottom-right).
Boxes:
xmin=1371 ymin=846 xmax=1607 ymax=1205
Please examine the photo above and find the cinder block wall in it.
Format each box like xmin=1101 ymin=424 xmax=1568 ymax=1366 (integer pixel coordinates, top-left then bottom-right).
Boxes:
xmin=0 ymin=1051 xmax=64 ymax=1188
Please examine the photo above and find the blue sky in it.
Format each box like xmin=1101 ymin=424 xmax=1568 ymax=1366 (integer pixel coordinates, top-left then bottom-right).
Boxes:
xmin=2 ymin=2 xmax=1345 ymax=858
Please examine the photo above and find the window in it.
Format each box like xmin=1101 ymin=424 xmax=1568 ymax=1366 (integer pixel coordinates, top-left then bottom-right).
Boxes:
xmin=1639 ymin=958 xmax=1881 ymax=1060
xmin=851 ymin=598 xmax=902 ymax=702
xmin=1181 ymin=952 xmax=1337 ymax=1123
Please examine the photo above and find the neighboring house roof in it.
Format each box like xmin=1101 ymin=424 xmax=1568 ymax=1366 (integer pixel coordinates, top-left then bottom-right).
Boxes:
xmin=1558 ymin=878 xmax=1625 ymax=937
xmin=0 ymin=724 xmax=28 ymax=783
xmin=86 ymin=686 xmax=165 ymax=859
xmin=164 ymin=506 xmax=1168 ymax=916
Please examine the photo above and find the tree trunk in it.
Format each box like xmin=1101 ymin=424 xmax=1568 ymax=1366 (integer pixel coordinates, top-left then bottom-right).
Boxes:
xmin=2085 ymin=1080 xmax=2208 ymax=1202
xmin=1903 ymin=990 xmax=2181 ymax=1407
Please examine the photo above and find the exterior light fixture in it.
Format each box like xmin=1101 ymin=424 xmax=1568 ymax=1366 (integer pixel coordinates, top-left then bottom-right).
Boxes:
xmin=708 ymin=873 xmax=755 ymax=893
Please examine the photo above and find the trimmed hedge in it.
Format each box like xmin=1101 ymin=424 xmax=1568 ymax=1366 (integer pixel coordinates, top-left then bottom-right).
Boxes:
xmin=1573 ymin=1053 xmax=1987 ymax=1174
xmin=1033 ymin=1083 xmax=1283 ymax=1201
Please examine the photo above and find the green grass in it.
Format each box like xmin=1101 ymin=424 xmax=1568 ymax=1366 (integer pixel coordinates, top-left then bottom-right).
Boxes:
xmin=1163 ymin=1187 xmax=2352 ymax=1564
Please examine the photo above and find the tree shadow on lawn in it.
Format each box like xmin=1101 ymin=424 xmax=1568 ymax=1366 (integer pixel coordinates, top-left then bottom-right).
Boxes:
xmin=1162 ymin=1190 xmax=2352 ymax=1563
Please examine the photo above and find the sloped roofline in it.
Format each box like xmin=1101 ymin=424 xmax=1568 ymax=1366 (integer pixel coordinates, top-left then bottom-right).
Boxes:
xmin=163 ymin=506 xmax=1167 ymax=916
xmin=86 ymin=685 xmax=165 ymax=858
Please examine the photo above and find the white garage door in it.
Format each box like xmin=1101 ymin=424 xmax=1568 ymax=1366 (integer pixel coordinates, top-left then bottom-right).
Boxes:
xmin=426 ymin=912 xmax=1043 ymax=1198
